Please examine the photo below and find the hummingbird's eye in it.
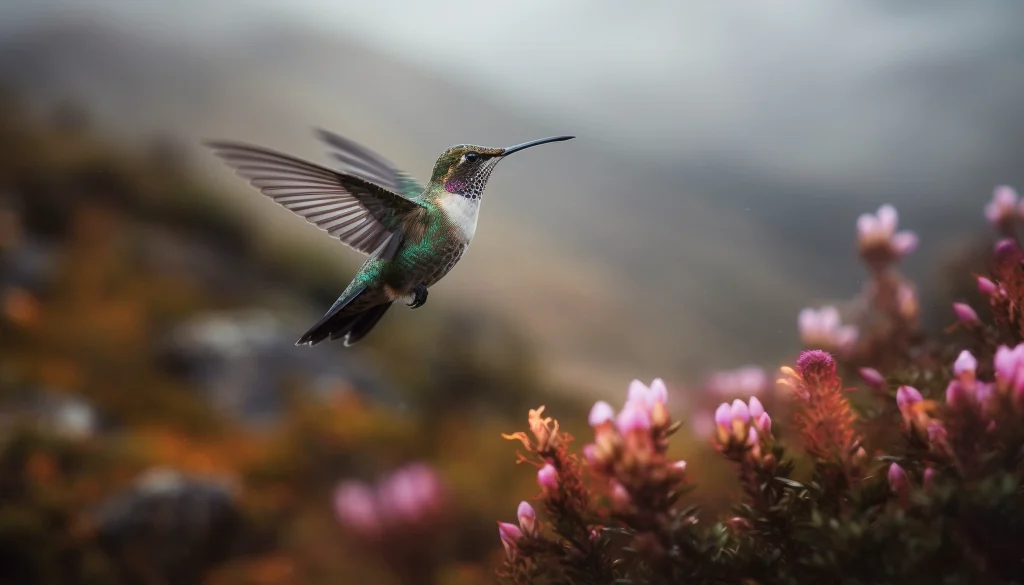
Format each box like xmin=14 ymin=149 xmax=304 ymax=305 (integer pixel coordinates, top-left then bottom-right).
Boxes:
xmin=464 ymin=152 xmax=480 ymax=163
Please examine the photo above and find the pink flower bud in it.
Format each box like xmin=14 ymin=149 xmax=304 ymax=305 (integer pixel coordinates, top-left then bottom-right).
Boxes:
xmin=588 ymin=401 xmax=615 ymax=426
xmin=537 ymin=464 xmax=558 ymax=492
xmin=497 ymin=522 xmax=522 ymax=557
xmin=888 ymin=462 xmax=909 ymax=495
xmin=648 ymin=378 xmax=668 ymax=405
xmin=730 ymin=399 xmax=750 ymax=423
xmin=995 ymin=238 xmax=1018 ymax=261
xmin=517 ymin=501 xmax=536 ymax=535
xmin=859 ymin=367 xmax=885 ymax=389
xmin=615 ymin=403 xmax=651 ymax=434
xmin=891 ymin=231 xmax=919 ymax=256
xmin=945 ymin=380 xmax=971 ymax=408
xmin=755 ymin=412 xmax=772 ymax=433
xmin=626 ymin=379 xmax=650 ymax=406
xmin=714 ymin=403 xmax=732 ymax=428
xmin=672 ymin=460 xmax=687 ymax=474
xmin=746 ymin=426 xmax=759 ymax=446
xmin=977 ymin=276 xmax=998 ymax=296
xmin=747 ymin=396 xmax=765 ymax=419
xmin=896 ymin=385 xmax=923 ymax=414
xmin=953 ymin=350 xmax=978 ymax=380
xmin=952 ymin=303 xmax=979 ymax=326
xmin=582 ymin=444 xmax=599 ymax=467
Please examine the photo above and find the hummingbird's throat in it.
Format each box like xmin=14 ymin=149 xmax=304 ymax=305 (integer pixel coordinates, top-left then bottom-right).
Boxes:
xmin=444 ymin=178 xmax=467 ymax=194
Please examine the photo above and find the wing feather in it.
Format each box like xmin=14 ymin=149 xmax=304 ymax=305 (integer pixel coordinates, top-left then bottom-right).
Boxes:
xmin=314 ymin=128 xmax=426 ymax=200
xmin=205 ymin=141 xmax=426 ymax=258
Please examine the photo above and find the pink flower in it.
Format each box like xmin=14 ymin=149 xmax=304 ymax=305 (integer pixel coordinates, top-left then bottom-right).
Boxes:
xmin=616 ymin=402 xmax=651 ymax=434
xmin=746 ymin=426 xmax=759 ymax=446
xmin=888 ymin=462 xmax=909 ymax=496
xmin=859 ymin=367 xmax=885 ymax=389
xmin=333 ymin=481 xmax=381 ymax=536
xmin=977 ymin=276 xmax=999 ymax=296
xmin=796 ymin=349 xmax=837 ymax=382
xmin=896 ymin=385 xmax=922 ymax=417
xmin=730 ymin=399 xmax=750 ymax=423
xmin=995 ymin=238 xmax=1018 ymax=261
xmin=747 ymin=397 xmax=765 ymax=419
xmin=985 ymin=185 xmax=1020 ymax=227
xmin=945 ymin=380 xmax=971 ymax=408
xmin=537 ymin=464 xmax=558 ymax=492
xmin=517 ymin=501 xmax=536 ymax=535
xmin=714 ymin=403 xmax=732 ymax=429
xmin=953 ymin=350 xmax=978 ymax=382
xmin=857 ymin=204 xmax=918 ymax=260
xmin=582 ymin=444 xmax=599 ymax=466
xmin=672 ymin=460 xmax=688 ymax=474
xmin=588 ymin=401 xmax=615 ymax=426
xmin=648 ymin=378 xmax=669 ymax=405
xmin=497 ymin=521 xmax=523 ymax=558
xmin=798 ymin=306 xmax=859 ymax=352
xmin=755 ymin=412 xmax=772 ymax=433
xmin=952 ymin=302 xmax=979 ymax=326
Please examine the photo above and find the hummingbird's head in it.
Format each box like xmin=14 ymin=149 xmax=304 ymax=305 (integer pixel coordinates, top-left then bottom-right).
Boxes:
xmin=430 ymin=136 xmax=574 ymax=200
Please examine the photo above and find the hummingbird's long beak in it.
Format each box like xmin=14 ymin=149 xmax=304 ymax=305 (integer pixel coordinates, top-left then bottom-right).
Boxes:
xmin=499 ymin=135 xmax=575 ymax=156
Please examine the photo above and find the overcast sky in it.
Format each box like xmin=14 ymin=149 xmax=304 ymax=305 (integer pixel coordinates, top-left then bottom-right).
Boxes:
xmin=5 ymin=0 xmax=1023 ymax=190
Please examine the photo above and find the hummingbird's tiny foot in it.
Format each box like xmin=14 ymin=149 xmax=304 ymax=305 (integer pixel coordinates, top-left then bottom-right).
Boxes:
xmin=408 ymin=284 xmax=428 ymax=309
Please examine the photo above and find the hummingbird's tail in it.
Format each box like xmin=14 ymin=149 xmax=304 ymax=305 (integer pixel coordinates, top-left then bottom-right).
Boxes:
xmin=296 ymin=287 xmax=393 ymax=347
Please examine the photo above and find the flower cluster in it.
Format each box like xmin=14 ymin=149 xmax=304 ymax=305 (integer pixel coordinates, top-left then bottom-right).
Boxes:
xmin=494 ymin=187 xmax=1024 ymax=585
xmin=333 ymin=463 xmax=449 ymax=584
xmin=713 ymin=396 xmax=773 ymax=468
xmin=333 ymin=463 xmax=447 ymax=540
xmin=798 ymin=306 xmax=859 ymax=354
xmin=856 ymin=204 xmax=918 ymax=271
xmin=984 ymin=185 xmax=1023 ymax=235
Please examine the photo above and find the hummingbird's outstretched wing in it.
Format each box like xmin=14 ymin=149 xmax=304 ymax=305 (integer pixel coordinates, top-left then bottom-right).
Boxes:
xmin=206 ymin=141 xmax=426 ymax=259
xmin=313 ymin=128 xmax=425 ymax=200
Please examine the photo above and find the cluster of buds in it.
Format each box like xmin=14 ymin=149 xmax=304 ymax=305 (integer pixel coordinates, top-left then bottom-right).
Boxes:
xmin=887 ymin=462 xmax=937 ymax=505
xmin=497 ymin=501 xmax=538 ymax=560
xmin=333 ymin=463 xmax=447 ymax=541
xmin=945 ymin=344 xmax=1024 ymax=415
xmin=983 ymin=185 xmax=1022 ymax=236
xmin=713 ymin=397 xmax=774 ymax=469
xmin=582 ymin=379 xmax=684 ymax=510
xmin=798 ymin=305 xmax=859 ymax=354
xmin=856 ymin=204 xmax=918 ymax=271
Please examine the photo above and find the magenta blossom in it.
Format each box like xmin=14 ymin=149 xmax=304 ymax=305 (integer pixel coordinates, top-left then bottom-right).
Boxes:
xmin=588 ymin=401 xmax=615 ymax=426
xmin=517 ymin=501 xmax=536 ymax=536
xmin=333 ymin=481 xmax=382 ymax=537
xmin=952 ymin=302 xmax=979 ymax=326
xmin=537 ymin=464 xmax=558 ymax=492
xmin=859 ymin=367 xmax=886 ymax=389
xmin=888 ymin=462 xmax=909 ymax=496
xmin=896 ymin=385 xmax=923 ymax=418
xmin=977 ymin=276 xmax=999 ymax=297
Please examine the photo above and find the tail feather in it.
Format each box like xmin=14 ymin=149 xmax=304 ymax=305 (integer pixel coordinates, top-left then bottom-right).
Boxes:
xmin=332 ymin=302 xmax=393 ymax=346
xmin=296 ymin=285 xmax=391 ymax=346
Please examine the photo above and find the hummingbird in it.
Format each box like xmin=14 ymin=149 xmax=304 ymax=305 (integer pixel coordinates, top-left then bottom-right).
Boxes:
xmin=205 ymin=129 xmax=574 ymax=346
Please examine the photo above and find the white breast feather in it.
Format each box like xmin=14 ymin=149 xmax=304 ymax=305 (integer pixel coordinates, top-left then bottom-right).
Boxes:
xmin=439 ymin=194 xmax=481 ymax=242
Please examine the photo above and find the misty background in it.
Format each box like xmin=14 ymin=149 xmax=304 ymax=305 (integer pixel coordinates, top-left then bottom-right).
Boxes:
xmin=2 ymin=0 xmax=1022 ymax=396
